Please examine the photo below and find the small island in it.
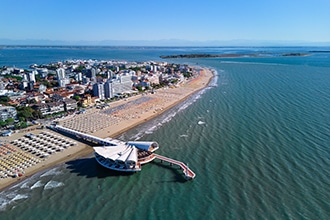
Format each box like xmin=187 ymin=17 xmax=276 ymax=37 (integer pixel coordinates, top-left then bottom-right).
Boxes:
xmin=160 ymin=52 xmax=309 ymax=59
xmin=160 ymin=54 xmax=256 ymax=59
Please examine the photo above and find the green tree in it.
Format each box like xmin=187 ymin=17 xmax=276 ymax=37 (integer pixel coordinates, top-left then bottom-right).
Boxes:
xmin=4 ymin=75 xmax=23 ymax=81
xmin=0 ymin=120 xmax=6 ymax=127
xmin=35 ymin=74 xmax=41 ymax=82
xmin=131 ymin=67 xmax=142 ymax=72
xmin=183 ymin=72 xmax=193 ymax=78
xmin=5 ymin=118 xmax=14 ymax=125
xmin=51 ymin=81 xmax=59 ymax=87
xmin=0 ymin=96 xmax=10 ymax=103
xmin=14 ymin=121 xmax=28 ymax=129
xmin=136 ymin=85 xmax=143 ymax=92
xmin=96 ymin=74 xmax=107 ymax=79
xmin=17 ymin=106 xmax=34 ymax=120
xmin=32 ymin=110 xmax=43 ymax=119
xmin=72 ymin=95 xmax=81 ymax=101
xmin=28 ymin=99 xmax=37 ymax=104
xmin=14 ymin=123 xmax=20 ymax=129
xmin=76 ymin=65 xmax=85 ymax=72
xmin=40 ymin=79 xmax=51 ymax=88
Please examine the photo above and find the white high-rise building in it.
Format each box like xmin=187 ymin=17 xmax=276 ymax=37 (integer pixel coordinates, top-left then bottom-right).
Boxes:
xmin=82 ymin=76 xmax=89 ymax=85
xmin=21 ymin=80 xmax=28 ymax=89
xmin=56 ymin=68 xmax=66 ymax=79
xmin=112 ymin=75 xmax=133 ymax=94
xmin=106 ymin=70 xmax=113 ymax=79
xmin=27 ymin=70 xmax=37 ymax=83
xmin=58 ymin=78 xmax=70 ymax=87
xmin=75 ymin=72 xmax=82 ymax=81
xmin=104 ymin=80 xmax=114 ymax=99
xmin=37 ymin=68 xmax=49 ymax=78
xmin=120 ymin=75 xmax=132 ymax=83
xmin=91 ymin=68 xmax=97 ymax=81
xmin=23 ymin=74 xmax=28 ymax=81
xmin=93 ymin=83 xmax=105 ymax=99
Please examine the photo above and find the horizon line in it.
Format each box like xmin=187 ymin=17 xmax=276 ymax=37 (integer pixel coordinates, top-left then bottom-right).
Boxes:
xmin=1 ymin=45 xmax=330 ymax=48
xmin=1 ymin=38 xmax=330 ymax=47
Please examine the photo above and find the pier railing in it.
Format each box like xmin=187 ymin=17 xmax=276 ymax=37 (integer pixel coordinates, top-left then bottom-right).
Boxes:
xmin=154 ymin=154 xmax=196 ymax=179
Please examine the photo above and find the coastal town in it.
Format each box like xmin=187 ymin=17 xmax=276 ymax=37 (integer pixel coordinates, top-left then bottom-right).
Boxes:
xmin=0 ymin=59 xmax=194 ymax=133
xmin=0 ymin=58 xmax=213 ymax=188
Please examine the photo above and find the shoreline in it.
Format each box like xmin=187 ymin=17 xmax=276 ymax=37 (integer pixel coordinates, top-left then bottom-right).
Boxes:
xmin=0 ymin=67 xmax=214 ymax=191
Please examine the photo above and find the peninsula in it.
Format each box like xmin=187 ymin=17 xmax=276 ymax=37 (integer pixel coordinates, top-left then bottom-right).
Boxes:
xmin=0 ymin=59 xmax=214 ymax=190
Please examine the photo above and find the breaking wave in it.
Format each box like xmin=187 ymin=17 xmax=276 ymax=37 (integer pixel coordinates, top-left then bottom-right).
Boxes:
xmin=0 ymin=192 xmax=29 ymax=212
xmin=30 ymin=180 xmax=44 ymax=189
xmin=44 ymin=180 xmax=64 ymax=190
xmin=40 ymin=167 xmax=63 ymax=177
xmin=12 ymin=194 xmax=29 ymax=201
xmin=126 ymin=86 xmax=213 ymax=141
xmin=116 ymin=69 xmax=219 ymax=141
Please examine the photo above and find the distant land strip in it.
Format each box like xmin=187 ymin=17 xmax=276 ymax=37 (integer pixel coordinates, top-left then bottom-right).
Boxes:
xmin=160 ymin=53 xmax=309 ymax=59
xmin=309 ymin=50 xmax=330 ymax=53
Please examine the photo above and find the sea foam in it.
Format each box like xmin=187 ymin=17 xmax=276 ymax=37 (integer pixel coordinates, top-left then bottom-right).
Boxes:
xmin=12 ymin=194 xmax=29 ymax=201
xmin=30 ymin=180 xmax=44 ymax=189
xmin=40 ymin=167 xmax=62 ymax=177
xmin=44 ymin=180 xmax=64 ymax=190
xmin=0 ymin=192 xmax=28 ymax=212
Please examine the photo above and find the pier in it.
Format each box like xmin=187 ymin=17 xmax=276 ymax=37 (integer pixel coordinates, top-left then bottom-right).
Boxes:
xmin=49 ymin=125 xmax=195 ymax=180
xmin=49 ymin=125 xmax=117 ymax=146
xmin=154 ymin=154 xmax=196 ymax=180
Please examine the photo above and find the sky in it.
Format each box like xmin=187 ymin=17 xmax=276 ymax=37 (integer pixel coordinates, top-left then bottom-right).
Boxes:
xmin=1 ymin=0 xmax=330 ymax=45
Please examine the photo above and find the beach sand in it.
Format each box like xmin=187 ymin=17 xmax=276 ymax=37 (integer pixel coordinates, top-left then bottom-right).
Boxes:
xmin=0 ymin=67 xmax=214 ymax=191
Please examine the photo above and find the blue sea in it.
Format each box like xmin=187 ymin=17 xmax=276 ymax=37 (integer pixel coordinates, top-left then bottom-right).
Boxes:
xmin=0 ymin=46 xmax=329 ymax=219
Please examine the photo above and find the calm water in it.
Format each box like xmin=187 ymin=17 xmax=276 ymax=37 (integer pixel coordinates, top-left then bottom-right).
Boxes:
xmin=0 ymin=47 xmax=329 ymax=220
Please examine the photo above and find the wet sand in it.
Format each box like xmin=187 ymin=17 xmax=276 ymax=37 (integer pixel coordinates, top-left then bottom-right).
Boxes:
xmin=0 ymin=67 xmax=214 ymax=191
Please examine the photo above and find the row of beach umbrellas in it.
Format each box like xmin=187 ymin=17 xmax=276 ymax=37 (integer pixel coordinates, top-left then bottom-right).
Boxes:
xmin=0 ymin=150 xmax=40 ymax=179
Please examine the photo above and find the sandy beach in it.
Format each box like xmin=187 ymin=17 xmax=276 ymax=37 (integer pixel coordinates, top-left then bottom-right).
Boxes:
xmin=0 ymin=67 xmax=214 ymax=191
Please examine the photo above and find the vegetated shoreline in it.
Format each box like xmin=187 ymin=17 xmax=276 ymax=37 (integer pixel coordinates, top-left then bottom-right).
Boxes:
xmin=0 ymin=67 xmax=215 ymax=192
xmin=160 ymin=52 xmax=309 ymax=59
xmin=309 ymin=50 xmax=330 ymax=53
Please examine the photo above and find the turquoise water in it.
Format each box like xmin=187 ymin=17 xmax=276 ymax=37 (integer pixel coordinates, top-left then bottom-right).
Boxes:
xmin=0 ymin=47 xmax=330 ymax=219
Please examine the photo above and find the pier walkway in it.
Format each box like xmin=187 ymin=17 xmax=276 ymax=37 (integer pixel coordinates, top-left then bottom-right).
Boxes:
xmin=154 ymin=154 xmax=196 ymax=179
xmin=49 ymin=125 xmax=117 ymax=146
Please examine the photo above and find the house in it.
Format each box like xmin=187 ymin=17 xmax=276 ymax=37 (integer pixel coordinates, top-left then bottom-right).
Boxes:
xmin=0 ymin=106 xmax=17 ymax=121
xmin=63 ymin=99 xmax=77 ymax=112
